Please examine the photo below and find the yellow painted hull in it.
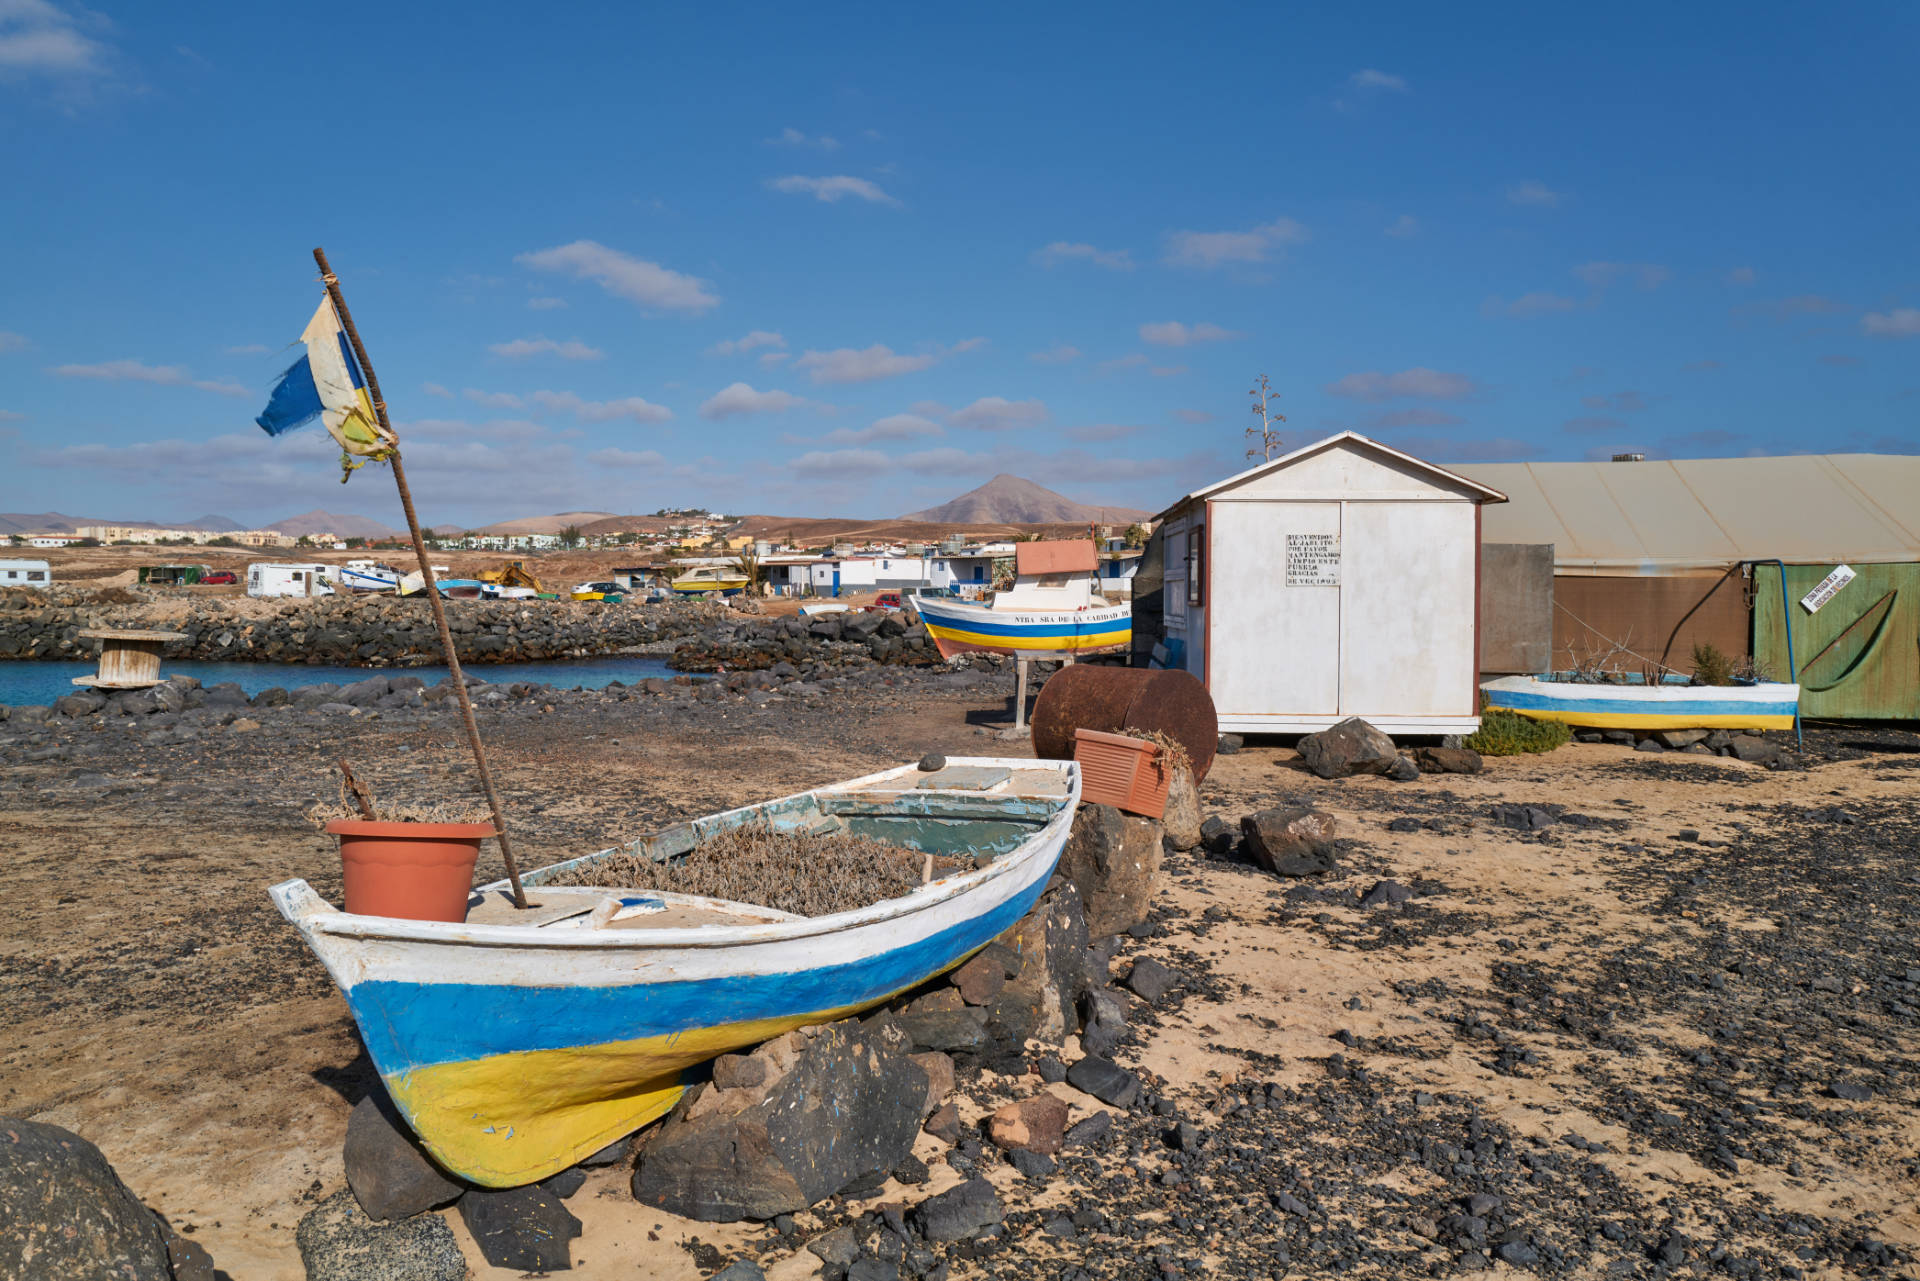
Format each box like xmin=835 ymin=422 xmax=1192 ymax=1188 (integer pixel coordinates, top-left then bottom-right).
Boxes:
xmin=1501 ymin=708 xmax=1795 ymax=731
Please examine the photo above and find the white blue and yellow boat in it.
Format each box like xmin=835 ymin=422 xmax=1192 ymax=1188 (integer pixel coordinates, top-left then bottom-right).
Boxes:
xmin=915 ymin=595 xmax=1131 ymax=659
xmin=1480 ymin=675 xmax=1800 ymax=731
xmin=913 ymin=538 xmax=1130 ymax=660
xmin=270 ymin=757 xmax=1078 ymax=1188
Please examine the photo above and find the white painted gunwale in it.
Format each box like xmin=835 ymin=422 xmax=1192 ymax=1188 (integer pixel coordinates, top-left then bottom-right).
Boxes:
xmin=270 ymin=757 xmax=1078 ymax=954
xmin=1479 ymin=676 xmax=1801 ymax=705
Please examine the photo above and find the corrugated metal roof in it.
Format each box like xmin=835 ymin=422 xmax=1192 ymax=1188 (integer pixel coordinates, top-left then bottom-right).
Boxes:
xmin=1451 ymin=455 xmax=1920 ymax=569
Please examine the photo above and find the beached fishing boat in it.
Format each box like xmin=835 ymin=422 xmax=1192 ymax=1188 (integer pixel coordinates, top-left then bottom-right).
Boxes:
xmin=914 ymin=540 xmax=1129 ymax=659
xmin=337 ymin=561 xmax=402 ymax=593
xmin=671 ymin=564 xmax=748 ymax=596
xmin=270 ymin=757 xmax=1079 ymax=1188
xmin=1480 ymin=675 xmax=1800 ymax=731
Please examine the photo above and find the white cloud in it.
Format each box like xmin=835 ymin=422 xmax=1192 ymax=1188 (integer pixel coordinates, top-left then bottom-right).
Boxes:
xmin=709 ymin=330 xmax=787 ymax=356
xmin=1349 ymin=68 xmax=1408 ymax=92
xmin=792 ymin=343 xmax=937 ymax=385
xmin=792 ymin=448 xmax=892 ymax=475
xmin=1573 ymin=261 xmax=1669 ymax=290
xmin=515 ymin=240 xmax=719 ymax=312
xmin=0 ymin=330 xmax=28 ymax=352
xmin=1032 ymin=242 xmax=1134 ymax=271
xmin=1505 ymin=180 xmax=1564 ymax=208
xmin=422 ymin=382 xmax=452 ymax=398
xmin=588 ymin=447 xmax=667 ymax=467
xmin=1725 ymin=266 xmax=1757 ymax=286
xmin=1163 ymin=218 xmax=1307 ymax=269
xmin=526 ymin=296 xmax=567 ymax=310
xmin=488 ymin=336 xmax=605 ymax=360
xmin=1325 ymin=367 xmax=1478 ymax=401
xmin=768 ymin=127 xmax=840 ymax=151
xmin=1139 ymin=321 xmax=1239 ymax=347
xmin=766 ymin=175 xmax=899 ymax=206
xmin=1030 ymin=344 xmax=1081 ymax=364
xmin=949 ymin=397 xmax=1049 ymax=432
xmin=1482 ymin=292 xmax=1578 ymax=317
xmin=0 ymin=0 xmax=109 ymax=77
xmin=52 ymin=358 xmax=247 ymax=398
xmin=1862 ymin=308 xmax=1920 ymax=338
xmin=759 ymin=350 xmax=789 ymax=366
xmin=700 ymin=382 xmax=810 ymax=420
xmin=460 ymin=387 xmax=672 ymax=422
xmin=1385 ymin=214 xmax=1419 ymax=239
xmin=822 ymin=413 xmax=943 ymax=446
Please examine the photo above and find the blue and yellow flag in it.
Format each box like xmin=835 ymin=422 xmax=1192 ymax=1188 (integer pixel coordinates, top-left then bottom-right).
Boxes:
xmin=256 ymin=296 xmax=397 ymax=479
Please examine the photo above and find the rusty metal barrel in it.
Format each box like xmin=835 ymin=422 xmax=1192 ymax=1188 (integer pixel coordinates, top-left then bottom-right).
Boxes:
xmin=1031 ymin=665 xmax=1220 ymax=782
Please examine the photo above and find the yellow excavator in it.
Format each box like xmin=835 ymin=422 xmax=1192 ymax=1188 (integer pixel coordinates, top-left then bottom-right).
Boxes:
xmin=477 ymin=560 xmax=547 ymax=598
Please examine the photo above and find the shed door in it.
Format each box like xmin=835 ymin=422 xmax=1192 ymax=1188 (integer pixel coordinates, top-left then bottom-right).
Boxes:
xmin=1339 ymin=502 xmax=1474 ymax=717
xmin=1208 ymin=501 xmax=1341 ymax=717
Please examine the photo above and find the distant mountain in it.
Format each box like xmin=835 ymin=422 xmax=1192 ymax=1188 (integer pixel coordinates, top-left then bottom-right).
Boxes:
xmin=471 ymin=511 xmax=618 ymax=536
xmin=182 ymin=514 xmax=246 ymax=532
xmin=268 ymin=509 xmax=401 ymax=539
xmin=901 ymin=474 xmax=1152 ymax=525
xmin=0 ymin=512 xmax=96 ymax=535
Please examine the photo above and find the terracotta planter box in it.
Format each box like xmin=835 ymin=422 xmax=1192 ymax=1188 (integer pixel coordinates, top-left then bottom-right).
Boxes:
xmin=327 ymin=819 xmax=495 ymax=922
xmin=1073 ymin=728 xmax=1171 ymax=819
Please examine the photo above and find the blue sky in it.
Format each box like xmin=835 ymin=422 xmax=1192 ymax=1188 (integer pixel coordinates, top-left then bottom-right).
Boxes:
xmin=2 ymin=2 xmax=1915 ymax=530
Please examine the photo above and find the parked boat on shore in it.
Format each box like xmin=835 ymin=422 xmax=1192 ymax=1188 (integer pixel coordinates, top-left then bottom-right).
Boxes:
xmin=671 ymin=565 xmax=748 ymax=596
xmin=915 ymin=539 xmax=1129 ymax=659
xmin=270 ymin=757 xmax=1079 ymax=1187
xmin=1480 ymin=674 xmax=1800 ymax=731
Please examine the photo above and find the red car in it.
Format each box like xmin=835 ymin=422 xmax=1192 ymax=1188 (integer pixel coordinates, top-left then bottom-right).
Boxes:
xmin=200 ymin=570 xmax=238 ymax=585
xmin=866 ymin=592 xmax=904 ymax=612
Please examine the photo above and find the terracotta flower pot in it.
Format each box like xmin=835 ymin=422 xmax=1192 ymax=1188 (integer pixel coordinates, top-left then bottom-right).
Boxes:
xmin=1073 ymin=728 xmax=1172 ymax=819
xmin=326 ymin=820 xmax=495 ymax=922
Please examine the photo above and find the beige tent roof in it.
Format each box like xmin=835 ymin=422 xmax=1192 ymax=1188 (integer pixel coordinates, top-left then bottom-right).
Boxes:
xmin=1450 ymin=454 xmax=1920 ymax=570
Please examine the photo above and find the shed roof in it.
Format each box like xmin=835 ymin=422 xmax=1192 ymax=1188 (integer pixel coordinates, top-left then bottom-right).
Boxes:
xmin=1015 ymin=539 xmax=1098 ymax=575
xmin=1156 ymin=431 xmax=1507 ymax=522
xmin=1449 ymin=455 xmax=1920 ymax=570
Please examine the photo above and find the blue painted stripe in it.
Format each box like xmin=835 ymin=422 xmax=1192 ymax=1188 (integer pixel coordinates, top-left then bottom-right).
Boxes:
xmin=347 ymin=872 xmax=1047 ymax=1073
xmin=918 ymin=608 xmax=1126 ymax=639
xmin=1488 ymin=689 xmax=1797 ymax=717
xmin=256 ymin=354 xmax=323 ymax=437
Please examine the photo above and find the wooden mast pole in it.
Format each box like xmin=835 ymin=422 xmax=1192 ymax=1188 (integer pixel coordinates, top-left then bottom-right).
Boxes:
xmin=312 ymin=247 xmax=529 ymax=909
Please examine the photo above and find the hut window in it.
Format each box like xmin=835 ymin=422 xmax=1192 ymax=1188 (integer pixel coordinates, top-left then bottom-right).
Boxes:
xmin=1187 ymin=526 xmax=1204 ymax=607
xmin=28 ymin=571 xmax=45 ymax=581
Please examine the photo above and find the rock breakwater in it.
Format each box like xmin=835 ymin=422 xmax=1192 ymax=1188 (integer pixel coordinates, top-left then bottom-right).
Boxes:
xmin=0 ymin=587 xmax=732 ymax=667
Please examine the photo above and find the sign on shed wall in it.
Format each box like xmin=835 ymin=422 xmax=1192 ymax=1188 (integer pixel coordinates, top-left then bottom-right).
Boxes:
xmin=1285 ymin=532 xmax=1340 ymax=586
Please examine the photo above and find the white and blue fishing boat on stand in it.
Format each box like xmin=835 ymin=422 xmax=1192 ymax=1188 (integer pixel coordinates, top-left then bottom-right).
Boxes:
xmin=271 ymin=757 xmax=1080 ymax=1188
xmin=915 ymin=539 xmax=1130 ymax=660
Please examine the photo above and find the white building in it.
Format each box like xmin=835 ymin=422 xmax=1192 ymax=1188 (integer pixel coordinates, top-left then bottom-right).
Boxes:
xmin=247 ymin=562 xmax=337 ymax=598
xmin=0 ymin=558 xmax=51 ymax=588
xmin=1149 ymin=432 xmax=1506 ymax=735
xmin=25 ymin=533 xmax=84 ymax=549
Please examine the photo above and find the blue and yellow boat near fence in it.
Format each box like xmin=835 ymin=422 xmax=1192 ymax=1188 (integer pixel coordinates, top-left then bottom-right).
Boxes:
xmin=1479 ymin=675 xmax=1800 ymax=731
xmin=914 ymin=596 xmax=1131 ymax=660
xmin=271 ymin=758 xmax=1078 ymax=1188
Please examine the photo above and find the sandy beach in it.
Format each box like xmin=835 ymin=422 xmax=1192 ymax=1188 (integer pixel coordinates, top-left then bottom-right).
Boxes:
xmin=3 ymin=675 xmax=1916 ymax=1278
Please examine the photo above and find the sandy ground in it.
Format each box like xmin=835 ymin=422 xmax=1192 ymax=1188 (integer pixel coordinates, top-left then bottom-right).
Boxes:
xmin=2 ymin=692 xmax=1916 ymax=1278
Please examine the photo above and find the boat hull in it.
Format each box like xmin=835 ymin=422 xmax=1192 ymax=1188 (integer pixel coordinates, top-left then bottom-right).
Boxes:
xmin=270 ymin=759 xmax=1076 ymax=1187
xmin=915 ymin=596 xmax=1130 ymax=660
xmin=1480 ymin=675 xmax=1800 ymax=730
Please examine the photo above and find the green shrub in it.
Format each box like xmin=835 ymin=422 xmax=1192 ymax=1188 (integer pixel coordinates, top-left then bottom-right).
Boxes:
xmin=1465 ymin=708 xmax=1573 ymax=756
xmin=1692 ymin=642 xmax=1734 ymax=686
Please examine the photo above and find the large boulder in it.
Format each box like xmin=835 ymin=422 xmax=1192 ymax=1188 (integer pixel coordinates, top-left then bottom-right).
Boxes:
xmin=342 ymin=1091 xmax=465 ymax=1221
xmin=1413 ymin=746 xmax=1484 ymax=775
xmin=1160 ymin=762 xmax=1202 ymax=851
xmin=1058 ymin=804 xmax=1164 ymax=938
xmin=1240 ymin=807 xmax=1339 ymax=877
xmin=1296 ymin=717 xmax=1397 ymax=779
xmin=631 ymin=1018 xmax=928 ymax=1221
xmin=0 ymin=1118 xmax=172 ymax=1280
xmin=457 ymin=1185 xmax=581 ymax=1272
xmin=295 ymin=1189 xmax=466 ymax=1281
xmin=981 ymin=879 xmax=1095 ymax=1048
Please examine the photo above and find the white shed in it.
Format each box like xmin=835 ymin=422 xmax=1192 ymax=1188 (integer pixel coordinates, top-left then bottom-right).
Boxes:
xmin=0 ymin=558 xmax=52 ymax=589
xmin=247 ymin=562 xmax=337 ymax=598
xmin=1150 ymin=432 xmax=1506 ymax=735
